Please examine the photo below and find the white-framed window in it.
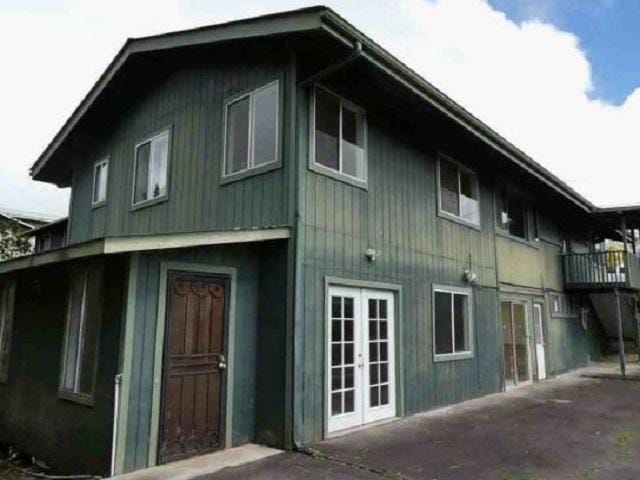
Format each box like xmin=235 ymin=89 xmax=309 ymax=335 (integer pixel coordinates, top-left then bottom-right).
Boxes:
xmin=549 ymin=293 xmax=578 ymax=318
xmin=437 ymin=155 xmax=480 ymax=226
xmin=133 ymin=129 xmax=170 ymax=206
xmin=312 ymin=87 xmax=366 ymax=183
xmin=60 ymin=268 xmax=99 ymax=404
xmin=433 ymin=286 xmax=473 ymax=361
xmin=224 ymin=81 xmax=279 ymax=177
xmin=496 ymin=189 xmax=529 ymax=240
xmin=0 ymin=280 xmax=16 ymax=384
xmin=92 ymin=158 xmax=109 ymax=206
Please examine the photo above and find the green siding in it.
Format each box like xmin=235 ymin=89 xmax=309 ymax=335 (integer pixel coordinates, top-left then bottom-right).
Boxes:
xmin=0 ymin=258 xmax=126 ymax=476
xmin=296 ymin=86 xmax=502 ymax=443
xmin=67 ymin=50 xmax=292 ymax=245
xmin=121 ymin=242 xmax=288 ymax=472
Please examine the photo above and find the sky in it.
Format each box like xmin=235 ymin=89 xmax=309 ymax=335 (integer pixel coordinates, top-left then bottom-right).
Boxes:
xmin=1 ymin=0 xmax=639 ymax=218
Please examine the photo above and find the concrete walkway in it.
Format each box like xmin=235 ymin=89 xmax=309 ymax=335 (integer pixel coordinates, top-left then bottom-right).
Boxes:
xmin=205 ymin=362 xmax=640 ymax=480
xmin=111 ymin=444 xmax=281 ymax=480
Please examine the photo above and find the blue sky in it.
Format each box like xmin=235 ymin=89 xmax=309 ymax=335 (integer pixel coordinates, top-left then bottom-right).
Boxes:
xmin=489 ymin=0 xmax=640 ymax=105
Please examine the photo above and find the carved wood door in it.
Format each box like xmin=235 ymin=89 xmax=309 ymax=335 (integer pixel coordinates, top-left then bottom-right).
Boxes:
xmin=159 ymin=273 xmax=228 ymax=464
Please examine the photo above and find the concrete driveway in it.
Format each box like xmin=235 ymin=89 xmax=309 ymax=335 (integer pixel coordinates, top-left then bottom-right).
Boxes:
xmin=207 ymin=363 xmax=640 ymax=480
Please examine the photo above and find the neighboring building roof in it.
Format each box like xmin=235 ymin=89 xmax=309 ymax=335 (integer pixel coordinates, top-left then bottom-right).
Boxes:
xmin=20 ymin=217 xmax=68 ymax=238
xmin=28 ymin=6 xmax=614 ymax=214
xmin=0 ymin=208 xmax=59 ymax=230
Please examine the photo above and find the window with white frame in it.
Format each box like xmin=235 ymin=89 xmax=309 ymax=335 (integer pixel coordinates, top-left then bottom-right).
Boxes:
xmin=438 ymin=156 xmax=480 ymax=226
xmin=550 ymin=293 xmax=578 ymax=318
xmin=92 ymin=158 xmax=109 ymax=206
xmin=224 ymin=81 xmax=279 ymax=176
xmin=0 ymin=281 xmax=16 ymax=383
xmin=433 ymin=287 xmax=473 ymax=359
xmin=133 ymin=130 xmax=170 ymax=205
xmin=60 ymin=269 xmax=99 ymax=402
xmin=496 ymin=189 xmax=529 ymax=239
xmin=314 ymin=87 xmax=366 ymax=182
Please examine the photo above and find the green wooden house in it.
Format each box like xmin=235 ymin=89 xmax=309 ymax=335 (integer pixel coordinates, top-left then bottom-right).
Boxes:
xmin=1 ymin=7 xmax=639 ymax=477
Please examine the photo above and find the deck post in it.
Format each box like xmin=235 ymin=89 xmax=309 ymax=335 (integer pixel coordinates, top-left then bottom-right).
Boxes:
xmin=614 ymin=288 xmax=626 ymax=378
xmin=635 ymin=295 xmax=640 ymax=364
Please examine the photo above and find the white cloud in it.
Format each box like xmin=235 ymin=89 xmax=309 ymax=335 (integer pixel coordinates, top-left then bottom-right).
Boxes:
xmin=0 ymin=0 xmax=638 ymax=217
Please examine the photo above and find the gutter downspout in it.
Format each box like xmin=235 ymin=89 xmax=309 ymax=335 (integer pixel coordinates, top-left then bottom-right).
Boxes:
xmin=292 ymin=41 xmax=362 ymax=452
xmin=298 ymin=41 xmax=362 ymax=87
xmin=110 ymin=374 xmax=123 ymax=476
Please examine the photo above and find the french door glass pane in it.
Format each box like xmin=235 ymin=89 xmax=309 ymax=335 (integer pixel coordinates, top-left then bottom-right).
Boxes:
xmin=501 ymin=302 xmax=515 ymax=386
xmin=368 ymin=299 xmax=390 ymax=409
xmin=513 ymin=304 xmax=529 ymax=382
xmin=329 ymin=295 xmax=356 ymax=417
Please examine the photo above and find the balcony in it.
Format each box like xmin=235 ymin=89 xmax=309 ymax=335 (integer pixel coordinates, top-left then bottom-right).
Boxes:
xmin=563 ymin=251 xmax=640 ymax=291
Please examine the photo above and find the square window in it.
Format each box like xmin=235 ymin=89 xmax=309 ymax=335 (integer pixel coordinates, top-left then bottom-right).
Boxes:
xmin=314 ymin=88 xmax=366 ymax=183
xmin=224 ymin=82 xmax=279 ymax=176
xmin=133 ymin=130 xmax=169 ymax=205
xmin=92 ymin=158 xmax=109 ymax=206
xmin=438 ymin=157 xmax=480 ymax=226
xmin=496 ymin=189 xmax=529 ymax=239
xmin=434 ymin=287 xmax=473 ymax=359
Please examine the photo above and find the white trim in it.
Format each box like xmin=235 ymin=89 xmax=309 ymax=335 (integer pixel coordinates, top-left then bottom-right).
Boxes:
xmin=310 ymin=85 xmax=367 ymax=187
xmin=326 ymin=286 xmax=397 ymax=434
xmin=132 ymin=128 xmax=171 ymax=208
xmin=92 ymin=157 xmax=109 ymax=207
xmin=432 ymin=284 xmax=474 ymax=361
xmin=436 ymin=154 xmax=481 ymax=229
xmin=148 ymin=262 xmax=237 ymax=467
xmin=0 ymin=228 xmax=291 ymax=274
xmin=222 ymin=80 xmax=280 ymax=178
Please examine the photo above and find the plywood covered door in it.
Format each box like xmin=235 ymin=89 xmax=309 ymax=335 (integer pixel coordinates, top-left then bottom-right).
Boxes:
xmin=159 ymin=273 xmax=228 ymax=465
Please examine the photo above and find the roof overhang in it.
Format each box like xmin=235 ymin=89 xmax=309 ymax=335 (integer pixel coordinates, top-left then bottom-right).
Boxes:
xmin=31 ymin=6 xmax=595 ymax=213
xmin=0 ymin=227 xmax=290 ymax=274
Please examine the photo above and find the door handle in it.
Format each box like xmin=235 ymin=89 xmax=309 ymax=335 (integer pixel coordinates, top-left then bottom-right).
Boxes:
xmin=218 ymin=354 xmax=227 ymax=370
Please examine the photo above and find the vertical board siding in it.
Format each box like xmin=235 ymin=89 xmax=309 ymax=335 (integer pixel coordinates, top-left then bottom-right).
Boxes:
xmin=121 ymin=243 xmax=289 ymax=472
xmin=298 ymin=88 xmax=501 ymax=443
xmin=68 ymin=53 xmax=290 ymax=245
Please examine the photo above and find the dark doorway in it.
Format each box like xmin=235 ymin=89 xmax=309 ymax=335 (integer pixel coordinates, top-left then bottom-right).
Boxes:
xmin=158 ymin=272 xmax=229 ymax=464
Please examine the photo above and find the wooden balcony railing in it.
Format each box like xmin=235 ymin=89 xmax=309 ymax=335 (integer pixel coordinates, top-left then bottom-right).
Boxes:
xmin=562 ymin=250 xmax=640 ymax=290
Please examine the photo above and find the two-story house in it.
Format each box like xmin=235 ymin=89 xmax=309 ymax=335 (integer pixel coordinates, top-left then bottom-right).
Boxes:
xmin=1 ymin=7 xmax=639 ymax=477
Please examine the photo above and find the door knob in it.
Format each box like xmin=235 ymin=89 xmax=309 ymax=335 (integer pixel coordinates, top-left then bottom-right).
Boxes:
xmin=218 ymin=354 xmax=227 ymax=370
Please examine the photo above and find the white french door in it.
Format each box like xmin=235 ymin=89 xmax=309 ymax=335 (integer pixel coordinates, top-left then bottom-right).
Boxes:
xmin=533 ymin=303 xmax=547 ymax=380
xmin=327 ymin=287 xmax=396 ymax=433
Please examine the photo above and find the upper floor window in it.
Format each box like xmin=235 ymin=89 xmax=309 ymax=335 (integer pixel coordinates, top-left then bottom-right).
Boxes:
xmin=313 ymin=87 xmax=366 ymax=183
xmin=224 ymin=81 xmax=279 ymax=177
xmin=496 ymin=190 xmax=528 ymax=239
xmin=92 ymin=158 xmax=109 ymax=206
xmin=60 ymin=268 xmax=100 ymax=405
xmin=437 ymin=156 xmax=480 ymax=226
xmin=0 ymin=280 xmax=16 ymax=383
xmin=133 ymin=129 xmax=170 ymax=206
xmin=433 ymin=286 xmax=473 ymax=361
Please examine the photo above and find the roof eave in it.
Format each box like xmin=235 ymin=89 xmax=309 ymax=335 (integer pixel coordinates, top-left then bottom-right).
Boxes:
xmin=30 ymin=6 xmax=328 ymax=182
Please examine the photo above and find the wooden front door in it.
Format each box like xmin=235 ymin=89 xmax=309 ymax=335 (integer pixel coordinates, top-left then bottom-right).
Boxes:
xmin=159 ymin=273 xmax=228 ymax=465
